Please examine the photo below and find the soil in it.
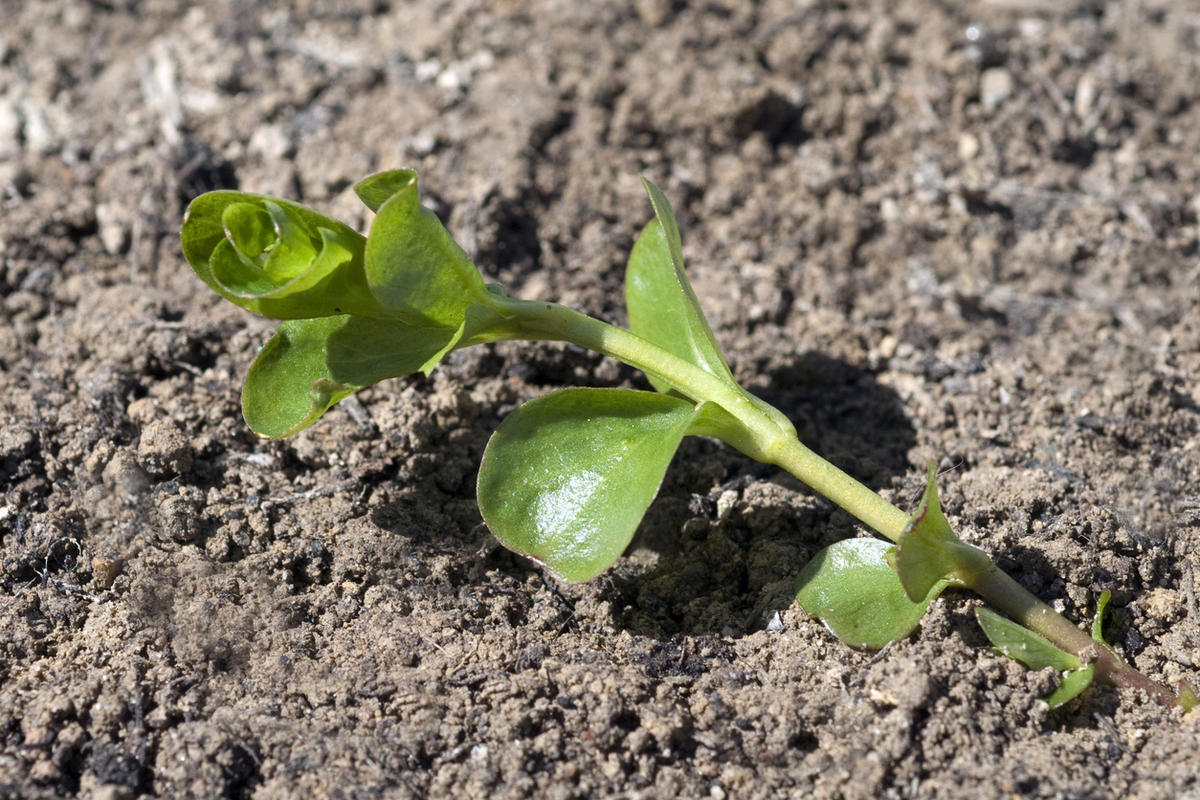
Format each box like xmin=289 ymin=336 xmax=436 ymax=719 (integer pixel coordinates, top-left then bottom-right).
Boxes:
xmin=2 ymin=1 xmax=1199 ymax=798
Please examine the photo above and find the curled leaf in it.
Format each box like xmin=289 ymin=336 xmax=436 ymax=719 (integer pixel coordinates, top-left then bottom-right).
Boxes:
xmin=478 ymin=388 xmax=706 ymax=582
xmin=182 ymin=192 xmax=384 ymax=319
xmin=795 ymin=538 xmax=948 ymax=649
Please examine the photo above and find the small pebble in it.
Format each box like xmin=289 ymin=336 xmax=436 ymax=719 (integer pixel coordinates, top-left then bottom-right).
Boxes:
xmin=980 ymin=68 xmax=1013 ymax=110
xmin=19 ymin=98 xmax=55 ymax=154
xmin=958 ymin=132 xmax=980 ymax=160
xmin=635 ymin=0 xmax=673 ymax=26
xmin=1074 ymin=73 xmax=1096 ymax=120
xmin=0 ymin=100 xmax=20 ymax=158
xmin=91 ymin=556 xmax=122 ymax=589
xmin=95 ymin=202 xmax=127 ymax=254
xmin=250 ymin=123 xmax=292 ymax=160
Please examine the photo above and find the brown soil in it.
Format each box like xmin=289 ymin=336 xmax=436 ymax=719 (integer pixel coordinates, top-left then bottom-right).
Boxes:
xmin=2 ymin=1 xmax=1199 ymax=798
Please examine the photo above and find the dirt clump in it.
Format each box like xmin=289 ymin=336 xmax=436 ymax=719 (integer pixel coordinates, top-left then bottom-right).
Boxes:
xmin=1 ymin=2 xmax=1198 ymax=797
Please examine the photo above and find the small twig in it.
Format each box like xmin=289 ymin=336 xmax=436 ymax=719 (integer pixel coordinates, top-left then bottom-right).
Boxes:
xmin=845 ymin=641 xmax=896 ymax=691
xmin=864 ymin=640 xmax=895 ymax=668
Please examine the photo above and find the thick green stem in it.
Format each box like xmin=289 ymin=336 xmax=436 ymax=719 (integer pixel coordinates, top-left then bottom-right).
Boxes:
xmin=494 ymin=297 xmax=1183 ymax=706
xmin=769 ymin=438 xmax=912 ymax=542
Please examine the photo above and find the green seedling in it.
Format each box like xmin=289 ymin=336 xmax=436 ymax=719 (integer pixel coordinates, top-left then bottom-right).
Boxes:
xmin=182 ymin=169 xmax=1195 ymax=710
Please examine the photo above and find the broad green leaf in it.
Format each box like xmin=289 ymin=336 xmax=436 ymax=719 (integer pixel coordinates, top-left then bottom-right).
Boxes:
xmin=625 ymin=177 xmax=736 ymax=392
xmin=242 ymin=315 xmax=466 ymax=438
xmin=891 ymin=462 xmax=992 ymax=602
xmin=182 ymin=191 xmax=385 ymax=319
xmin=624 ymin=179 xmax=795 ymax=439
xmin=795 ymin=538 xmax=949 ymax=649
xmin=358 ymin=170 xmax=494 ymax=327
xmin=478 ymin=388 xmax=704 ymax=582
xmin=975 ymin=607 xmax=1094 ymax=708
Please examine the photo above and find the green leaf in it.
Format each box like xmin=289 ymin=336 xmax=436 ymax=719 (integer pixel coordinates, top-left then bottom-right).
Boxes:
xmin=358 ymin=169 xmax=495 ymax=327
xmin=891 ymin=461 xmax=992 ymax=601
xmin=182 ymin=191 xmax=385 ymax=319
xmin=974 ymin=607 xmax=1082 ymax=671
xmin=1178 ymin=682 xmax=1198 ymax=712
xmin=975 ymin=607 xmax=1094 ymax=708
xmin=242 ymin=315 xmax=466 ymax=438
xmin=795 ymin=538 xmax=949 ymax=649
xmin=354 ymin=169 xmax=414 ymax=213
xmin=477 ymin=388 xmax=704 ymax=582
xmin=625 ymin=178 xmax=736 ymax=391
xmin=624 ymin=178 xmax=795 ymax=438
xmin=1091 ymin=589 xmax=1112 ymax=643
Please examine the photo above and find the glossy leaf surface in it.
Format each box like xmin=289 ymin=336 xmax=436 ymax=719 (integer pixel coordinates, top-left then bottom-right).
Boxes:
xmin=795 ymin=538 xmax=948 ymax=649
xmin=478 ymin=388 xmax=702 ymax=582
xmin=625 ymin=178 xmax=736 ymax=392
xmin=892 ymin=462 xmax=992 ymax=602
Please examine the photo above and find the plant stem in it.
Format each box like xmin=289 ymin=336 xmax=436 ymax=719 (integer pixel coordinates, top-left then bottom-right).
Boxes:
xmin=497 ymin=297 xmax=1183 ymax=706
xmin=968 ymin=567 xmax=1179 ymax=705
xmin=769 ymin=438 xmax=913 ymax=542
xmin=498 ymin=298 xmax=794 ymax=458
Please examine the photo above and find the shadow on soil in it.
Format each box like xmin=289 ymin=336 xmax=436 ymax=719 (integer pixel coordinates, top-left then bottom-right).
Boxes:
xmin=611 ymin=350 xmax=918 ymax=638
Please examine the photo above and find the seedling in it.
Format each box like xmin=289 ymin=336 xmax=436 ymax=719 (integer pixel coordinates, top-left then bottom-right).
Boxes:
xmin=182 ymin=170 xmax=1194 ymax=710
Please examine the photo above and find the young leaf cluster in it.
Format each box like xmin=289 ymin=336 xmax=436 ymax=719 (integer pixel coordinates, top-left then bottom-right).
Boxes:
xmin=183 ymin=170 xmax=517 ymax=439
xmin=183 ymin=170 xmax=1195 ymax=711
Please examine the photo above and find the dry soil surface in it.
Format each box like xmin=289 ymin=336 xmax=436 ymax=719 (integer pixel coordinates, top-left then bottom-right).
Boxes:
xmin=2 ymin=1 xmax=1199 ymax=798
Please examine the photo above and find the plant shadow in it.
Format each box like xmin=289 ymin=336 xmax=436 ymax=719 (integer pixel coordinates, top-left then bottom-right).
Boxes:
xmin=608 ymin=350 xmax=919 ymax=638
